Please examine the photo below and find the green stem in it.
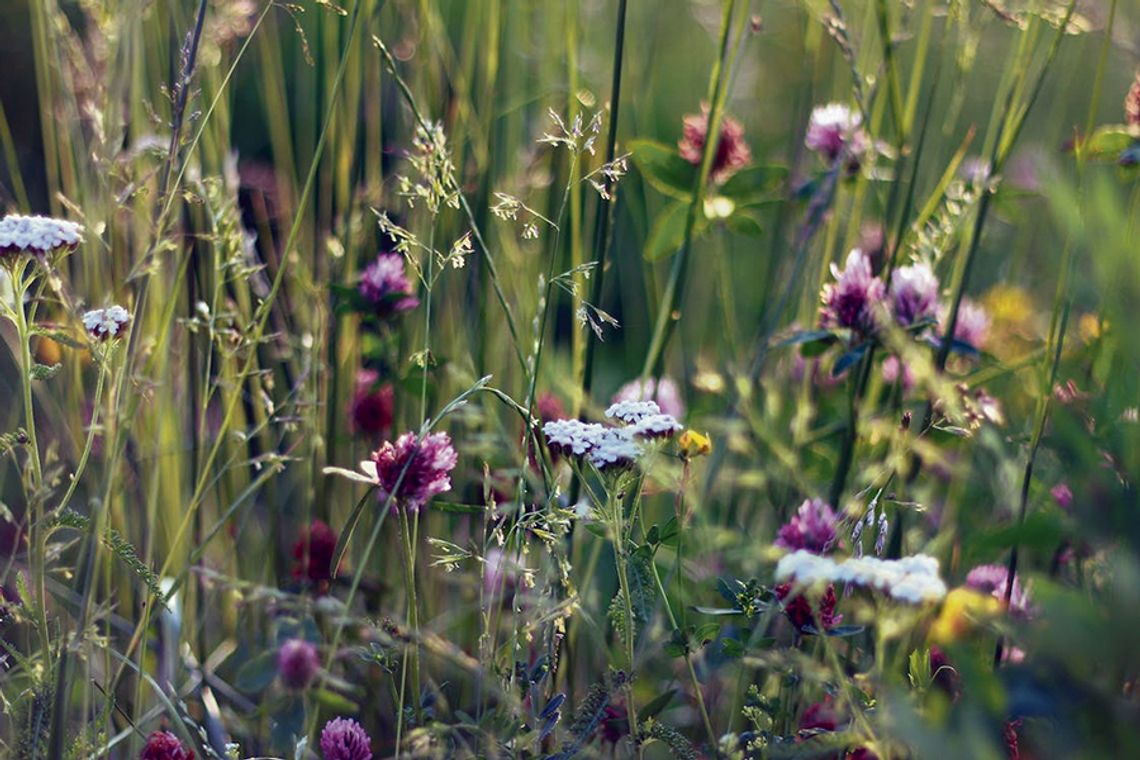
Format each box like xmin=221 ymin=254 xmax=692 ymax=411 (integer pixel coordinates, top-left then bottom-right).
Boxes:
xmin=9 ymin=263 xmax=51 ymax=670
xmin=610 ymin=492 xmax=641 ymax=754
xmin=640 ymin=0 xmax=741 ymax=380
xmin=579 ymin=0 xmax=629 ymax=402
xmin=400 ymin=507 xmax=423 ymax=724
xmin=647 ymin=555 xmax=717 ymax=751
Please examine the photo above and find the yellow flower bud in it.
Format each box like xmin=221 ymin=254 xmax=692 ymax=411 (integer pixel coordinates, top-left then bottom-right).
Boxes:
xmin=928 ymin=587 xmax=1002 ymax=645
xmin=678 ymin=429 xmax=712 ymax=458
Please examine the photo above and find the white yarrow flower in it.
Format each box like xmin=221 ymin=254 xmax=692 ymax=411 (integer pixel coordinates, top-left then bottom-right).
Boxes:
xmin=586 ymin=428 xmax=641 ymax=470
xmin=776 ymin=549 xmax=947 ymax=604
xmin=631 ymin=413 xmax=683 ymax=439
xmin=0 ymin=214 xmax=84 ymax=257
xmin=605 ymin=399 xmax=661 ymax=424
xmin=82 ymin=305 xmax=131 ymax=341
xmin=543 ymin=419 xmax=606 ymax=457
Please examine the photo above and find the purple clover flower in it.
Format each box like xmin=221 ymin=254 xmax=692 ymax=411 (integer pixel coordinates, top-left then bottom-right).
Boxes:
xmin=277 ymin=638 xmax=320 ymax=690
xmin=966 ymin=564 xmax=1031 ymax=618
xmin=820 ymin=249 xmax=886 ymax=335
xmin=805 ymin=103 xmax=870 ymax=166
xmin=678 ymin=103 xmax=752 ymax=184
xmin=776 ymin=498 xmax=838 ymax=555
xmin=948 ymin=298 xmax=990 ymax=350
xmin=358 ymin=253 xmax=419 ymax=316
xmin=320 ymin=717 xmax=373 ymax=760
xmin=370 ymin=432 xmax=457 ymax=511
xmin=889 ymin=262 xmax=940 ymax=328
xmin=140 ymin=731 xmax=194 ymax=760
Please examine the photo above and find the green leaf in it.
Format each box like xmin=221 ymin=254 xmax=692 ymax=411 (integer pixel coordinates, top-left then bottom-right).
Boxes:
xmin=724 ymin=211 xmax=764 ymax=237
xmin=234 ymin=650 xmax=279 ymax=692
xmin=720 ymin=637 xmax=744 ymax=658
xmin=630 ymin=139 xmax=697 ymax=200
xmin=1079 ymin=125 xmax=1136 ymax=162
xmin=640 ymin=689 xmax=677 ymax=720
xmin=691 ymin=605 xmax=745 ymax=616
xmin=778 ymin=329 xmax=838 ymax=357
xmin=269 ymin=696 xmax=306 ymax=753
xmin=965 ymin=511 xmax=1066 ymax=559
xmin=832 ymin=344 xmax=868 ymax=377
xmin=693 ymin=622 xmax=721 ymax=646
xmin=717 ymin=165 xmax=787 ymax=202
xmin=312 ymin=688 xmax=359 ymax=714
xmin=429 ymin=501 xmax=486 ymax=515
xmin=644 ymin=202 xmax=693 ymax=262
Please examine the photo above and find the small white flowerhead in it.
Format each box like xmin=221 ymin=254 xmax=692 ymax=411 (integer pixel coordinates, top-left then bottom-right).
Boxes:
xmin=586 ymin=427 xmax=641 ymax=470
xmin=0 ymin=214 xmax=84 ymax=259
xmin=776 ymin=549 xmax=946 ymax=604
xmin=605 ymin=400 xmax=661 ymax=424
xmin=83 ymin=305 xmax=131 ymax=341
xmin=631 ymin=413 xmax=683 ymax=440
xmin=543 ymin=419 xmax=606 ymax=457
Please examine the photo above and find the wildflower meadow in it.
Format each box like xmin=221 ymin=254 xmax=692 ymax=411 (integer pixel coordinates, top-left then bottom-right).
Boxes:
xmin=2 ymin=0 xmax=1140 ymax=758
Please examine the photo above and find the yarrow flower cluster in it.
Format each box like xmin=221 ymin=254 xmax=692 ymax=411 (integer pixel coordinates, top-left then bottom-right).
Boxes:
xmin=320 ymin=717 xmax=373 ymax=760
xmin=545 ymin=400 xmax=681 ymax=471
xmin=820 ymin=249 xmax=886 ymax=335
xmin=82 ymin=305 xmax=131 ymax=341
xmin=0 ymin=214 xmax=84 ymax=259
xmin=611 ymin=376 xmax=685 ymax=419
xmin=805 ymin=103 xmax=870 ymax=167
xmin=277 ymin=638 xmax=320 ymax=690
xmin=358 ymin=253 xmax=419 ymax=316
xmin=140 ymin=731 xmax=195 ymax=760
xmin=776 ymin=499 xmax=839 ymax=555
xmin=678 ymin=103 xmax=752 ymax=184
xmin=543 ymin=419 xmax=607 ymax=458
xmin=776 ymin=550 xmax=948 ymax=604
xmin=605 ymin=400 xmax=662 ymax=424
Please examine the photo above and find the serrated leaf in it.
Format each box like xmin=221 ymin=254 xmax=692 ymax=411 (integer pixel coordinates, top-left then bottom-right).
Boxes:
xmin=29 ymin=363 xmax=62 ymax=381
xmin=630 ymin=139 xmax=698 ymax=200
xmin=30 ymin=326 xmax=84 ymax=349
